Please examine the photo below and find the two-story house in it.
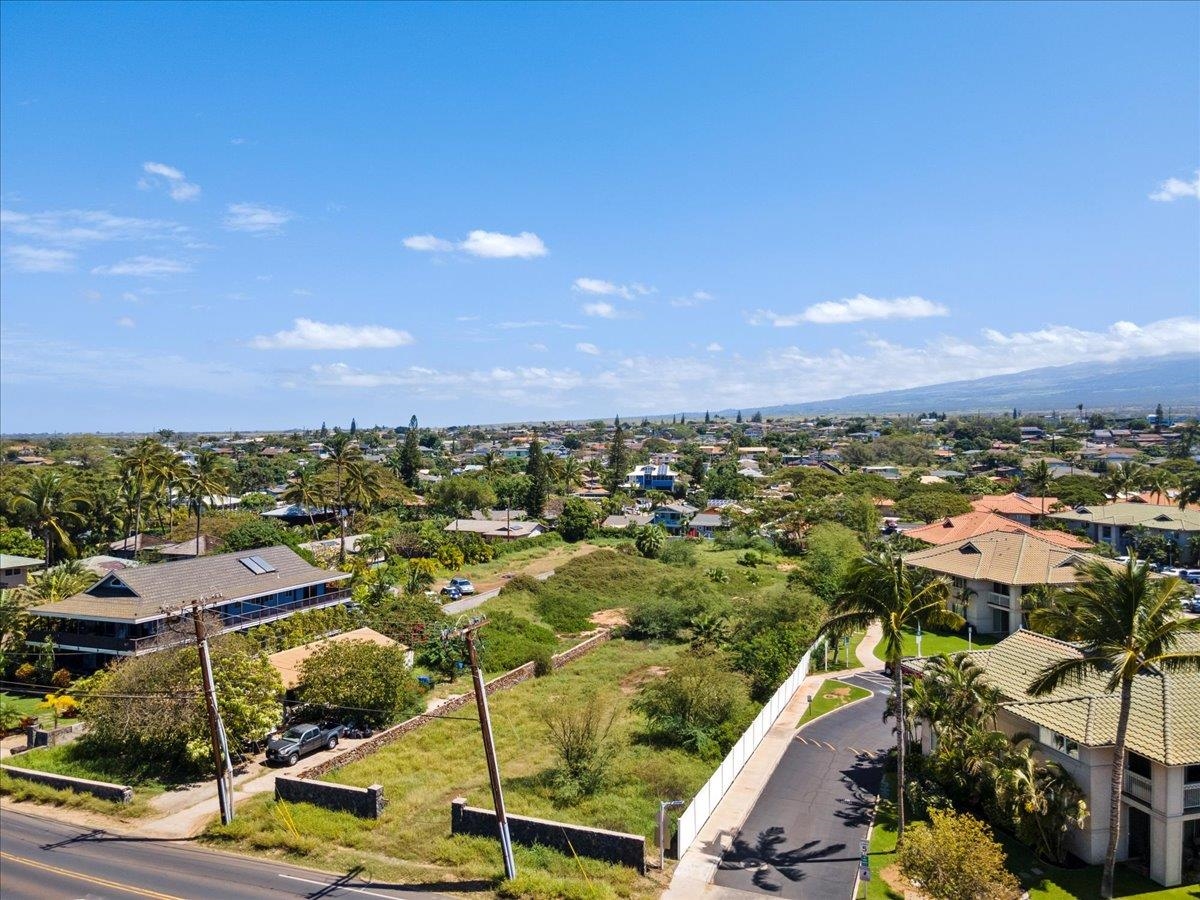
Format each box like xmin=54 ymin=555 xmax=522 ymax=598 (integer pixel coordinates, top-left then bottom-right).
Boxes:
xmin=904 ymin=530 xmax=1114 ymax=636
xmin=0 ymin=554 xmax=43 ymax=589
xmin=27 ymin=545 xmax=351 ymax=672
xmin=650 ymin=501 xmax=697 ymax=535
xmin=1051 ymin=503 xmax=1200 ymax=564
xmin=917 ymin=629 xmax=1200 ymax=887
xmin=626 ymin=463 xmax=678 ymax=492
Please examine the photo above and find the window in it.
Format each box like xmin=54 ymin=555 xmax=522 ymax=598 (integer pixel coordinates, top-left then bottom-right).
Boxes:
xmin=1040 ymin=726 xmax=1079 ymax=759
xmin=1127 ymin=752 xmax=1152 ymax=778
xmin=991 ymin=583 xmax=1011 ymax=596
xmin=1185 ymin=765 xmax=1200 ymax=783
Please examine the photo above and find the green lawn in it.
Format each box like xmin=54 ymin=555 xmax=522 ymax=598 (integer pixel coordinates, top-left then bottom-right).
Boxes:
xmin=0 ymin=692 xmax=50 ymax=726
xmin=812 ymin=630 xmax=867 ymax=673
xmin=4 ymin=742 xmax=169 ymax=796
xmin=205 ymin=637 xmax=714 ymax=899
xmin=873 ymin=625 xmax=1002 ymax=662
xmin=861 ymin=778 xmax=1187 ymax=900
xmin=799 ymin=679 xmax=870 ymax=727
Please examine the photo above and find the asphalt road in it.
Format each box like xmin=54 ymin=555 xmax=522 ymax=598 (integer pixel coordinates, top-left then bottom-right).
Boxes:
xmin=0 ymin=808 xmax=454 ymax=899
xmin=713 ymin=671 xmax=894 ymax=899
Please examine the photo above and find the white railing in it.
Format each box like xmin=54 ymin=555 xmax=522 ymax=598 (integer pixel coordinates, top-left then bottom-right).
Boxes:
xmin=1123 ymin=770 xmax=1152 ymax=803
xmin=987 ymin=592 xmax=1012 ymax=609
xmin=1184 ymin=781 xmax=1200 ymax=811
xmin=674 ymin=639 xmax=818 ymax=854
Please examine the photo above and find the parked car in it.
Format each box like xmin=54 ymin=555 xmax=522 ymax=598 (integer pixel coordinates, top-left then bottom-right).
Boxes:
xmin=1181 ymin=570 xmax=1200 ymax=585
xmin=442 ymin=577 xmax=476 ymax=596
xmin=441 ymin=585 xmax=463 ymax=601
xmin=266 ymin=722 xmax=344 ymax=766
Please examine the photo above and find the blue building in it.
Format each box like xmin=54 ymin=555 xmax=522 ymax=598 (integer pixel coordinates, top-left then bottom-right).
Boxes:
xmin=626 ymin=463 xmax=678 ymax=492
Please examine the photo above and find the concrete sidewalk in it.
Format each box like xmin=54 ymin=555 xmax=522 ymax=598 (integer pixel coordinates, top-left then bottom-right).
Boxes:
xmin=664 ymin=622 xmax=883 ymax=899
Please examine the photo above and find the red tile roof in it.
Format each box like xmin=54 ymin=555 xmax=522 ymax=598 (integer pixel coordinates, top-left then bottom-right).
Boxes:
xmin=905 ymin=510 xmax=1090 ymax=549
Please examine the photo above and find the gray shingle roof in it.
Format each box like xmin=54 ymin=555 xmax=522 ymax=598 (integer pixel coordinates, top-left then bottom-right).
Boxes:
xmin=29 ymin=545 xmax=348 ymax=624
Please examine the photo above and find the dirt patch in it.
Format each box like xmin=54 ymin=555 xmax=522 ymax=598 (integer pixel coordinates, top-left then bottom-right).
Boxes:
xmin=824 ymin=687 xmax=852 ymax=700
xmin=589 ymin=608 xmax=628 ymax=628
xmin=775 ymin=562 xmax=799 ymax=572
xmin=881 ymin=862 xmax=925 ymax=898
xmin=619 ymin=665 xmax=669 ymax=695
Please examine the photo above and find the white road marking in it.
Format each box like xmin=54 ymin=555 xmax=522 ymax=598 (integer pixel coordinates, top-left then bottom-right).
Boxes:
xmin=277 ymin=873 xmax=395 ymax=898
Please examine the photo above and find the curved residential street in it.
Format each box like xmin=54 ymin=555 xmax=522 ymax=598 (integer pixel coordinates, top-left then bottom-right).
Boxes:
xmin=711 ymin=671 xmax=893 ymax=899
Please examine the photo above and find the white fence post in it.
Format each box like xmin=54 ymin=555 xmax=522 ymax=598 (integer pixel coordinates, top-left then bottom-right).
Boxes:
xmin=673 ymin=638 xmax=822 ymax=854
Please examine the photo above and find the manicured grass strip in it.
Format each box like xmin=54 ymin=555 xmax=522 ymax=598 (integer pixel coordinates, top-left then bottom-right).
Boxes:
xmin=872 ymin=626 xmax=1002 ymax=661
xmin=5 ymin=742 xmax=169 ymax=795
xmin=798 ymin=679 xmax=870 ymax=727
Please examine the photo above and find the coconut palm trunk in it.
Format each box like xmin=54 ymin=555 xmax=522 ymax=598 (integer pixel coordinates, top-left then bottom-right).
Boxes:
xmin=1102 ymin=678 xmax=1134 ymax=899
xmin=892 ymin=653 xmax=907 ymax=838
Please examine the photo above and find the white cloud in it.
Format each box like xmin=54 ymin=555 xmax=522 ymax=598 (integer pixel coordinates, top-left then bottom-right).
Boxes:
xmin=583 ymin=301 xmax=618 ymax=319
xmin=0 ymin=208 xmax=186 ymax=244
xmin=1149 ymin=171 xmax=1199 ymax=202
xmin=403 ymin=234 xmax=455 ymax=252
xmin=305 ymin=361 xmax=584 ymax=408
xmin=671 ymin=290 xmax=715 ymax=308
xmin=529 ymin=342 xmax=548 ymax=351
xmin=140 ymin=161 xmax=200 ymax=202
xmin=460 ymin=230 xmax=547 ymax=259
xmin=292 ymin=288 xmax=313 ymax=296
xmin=404 ymin=229 xmax=548 ymax=259
xmin=116 ymin=316 xmax=136 ymax=328
xmin=575 ymin=342 xmax=601 ymax=356
xmin=91 ymin=255 xmax=192 ymax=277
xmin=251 ymin=318 xmax=414 ymax=350
xmin=572 ymin=277 xmax=655 ymax=300
xmin=751 ymin=294 xmax=949 ymax=326
xmin=224 ymin=203 xmax=294 ymax=234
xmin=706 ymin=342 xmax=723 ymax=352
xmin=5 ymin=244 xmax=75 ymax=272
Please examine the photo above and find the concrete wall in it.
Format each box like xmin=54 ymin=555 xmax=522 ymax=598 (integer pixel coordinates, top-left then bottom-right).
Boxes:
xmin=26 ymin=722 xmax=86 ymax=749
xmin=1 ymin=764 xmax=133 ymax=803
xmin=275 ymin=775 xmax=384 ymax=818
xmin=451 ymin=797 xmax=645 ymax=873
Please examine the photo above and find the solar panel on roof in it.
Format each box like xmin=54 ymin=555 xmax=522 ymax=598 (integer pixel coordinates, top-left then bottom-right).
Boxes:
xmin=247 ymin=554 xmax=277 ymax=573
xmin=240 ymin=556 xmax=267 ymax=575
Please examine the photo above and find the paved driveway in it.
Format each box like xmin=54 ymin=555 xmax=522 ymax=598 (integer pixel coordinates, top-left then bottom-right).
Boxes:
xmin=712 ymin=672 xmax=894 ymax=898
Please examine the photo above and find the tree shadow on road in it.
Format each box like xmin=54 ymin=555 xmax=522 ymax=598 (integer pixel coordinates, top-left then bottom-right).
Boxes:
xmin=833 ymin=756 xmax=885 ymax=829
xmin=717 ymin=825 xmax=847 ymax=892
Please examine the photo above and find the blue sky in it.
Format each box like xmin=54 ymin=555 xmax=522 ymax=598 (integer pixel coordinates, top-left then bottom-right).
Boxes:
xmin=1 ymin=1 xmax=1197 ymax=432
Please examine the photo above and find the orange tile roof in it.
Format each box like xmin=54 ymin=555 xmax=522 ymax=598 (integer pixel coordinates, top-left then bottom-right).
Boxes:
xmin=971 ymin=492 xmax=1059 ymax=517
xmin=905 ymin=510 xmax=1090 ymax=549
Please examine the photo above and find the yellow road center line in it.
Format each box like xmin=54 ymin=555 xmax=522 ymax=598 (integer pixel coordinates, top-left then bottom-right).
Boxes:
xmin=0 ymin=850 xmax=184 ymax=900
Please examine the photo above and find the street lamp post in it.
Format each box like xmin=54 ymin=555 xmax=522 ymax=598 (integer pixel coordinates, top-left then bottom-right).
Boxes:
xmin=967 ymin=624 xmax=974 ymax=652
xmin=915 ymin=622 xmax=923 ymax=659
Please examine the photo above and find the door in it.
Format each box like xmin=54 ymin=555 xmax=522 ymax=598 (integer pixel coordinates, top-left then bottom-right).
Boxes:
xmin=1127 ymin=806 xmax=1151 ymax=866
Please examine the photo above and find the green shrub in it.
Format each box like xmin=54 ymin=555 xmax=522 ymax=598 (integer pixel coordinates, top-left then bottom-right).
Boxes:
xmin=13 ymin=663 xmax=35 ymax=682
xmin=502 ymin=573 xmax=543 ymax=595
xmin=658 ymin=540 xmax=698 ymax=567
xmin=50 ymin=668 xmax=72 ymax=689
xmin=478 ymin=612 xmax=557 ymax=672
xmin=299 ymin=639 xmax=423 ymax=728
xmin=625 ymin=596 xmax=689 ymax=641
xmin=490 ymin=532 xmax=563 ymax=559
xmin=633 ymin=654 xmax=752 ymax=758
xmin=899 ymin=808 xmax=1022 ymax=900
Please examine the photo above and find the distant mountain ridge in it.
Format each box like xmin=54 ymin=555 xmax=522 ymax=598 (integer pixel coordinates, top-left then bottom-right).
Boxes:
xmin=719 ymin=354 xmax=1200 ymax=417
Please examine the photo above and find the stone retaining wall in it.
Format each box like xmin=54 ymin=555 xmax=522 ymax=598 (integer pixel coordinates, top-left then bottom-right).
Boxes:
xmin=302 ymin=629 xmax=611 ymax=779
xmin=275 ymin=776 xmax=384 ymax=818
xmin=451 ymin=797 xmax=645 ymax=873
xmin=1 ymin=764 xmax=133 ymax=803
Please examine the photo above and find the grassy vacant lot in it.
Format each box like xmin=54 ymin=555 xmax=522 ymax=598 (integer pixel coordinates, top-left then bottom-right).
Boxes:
xmin=862 ymin=779 xmax=1181 ymax=900
xmin=206 ymin=637 xmax=713 ymax=899
xmin=873 ymin=625 xmax=1002 ymax=662
xmin=798 ymin=679 xmax=870 ymax=727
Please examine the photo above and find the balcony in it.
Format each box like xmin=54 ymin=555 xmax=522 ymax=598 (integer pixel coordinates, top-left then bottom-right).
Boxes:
xmin=987 ymin=592 xmax=1012 ymax=610
xmin=1186 ymin=781 xmax=1200 ymax=811
xmin=1123 ymin=770 xmax=1152 ymax=804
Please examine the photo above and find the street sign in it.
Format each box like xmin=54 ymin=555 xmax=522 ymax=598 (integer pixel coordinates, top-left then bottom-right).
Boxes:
xmin=859 ymin=840 xmax=869 ymax=854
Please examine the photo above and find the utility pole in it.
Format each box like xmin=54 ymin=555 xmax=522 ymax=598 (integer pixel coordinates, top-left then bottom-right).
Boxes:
xmin=448 ymin=616 xmax=517 ymax=880
xmin=188 ymin=594 xmax=234 ymax=825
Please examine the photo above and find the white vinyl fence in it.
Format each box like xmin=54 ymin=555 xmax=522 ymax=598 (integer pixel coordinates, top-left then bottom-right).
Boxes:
xmin=674 ymin=640 xmax=820 ymax=855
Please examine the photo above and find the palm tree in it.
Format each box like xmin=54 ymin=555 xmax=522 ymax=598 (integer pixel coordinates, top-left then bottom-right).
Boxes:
xmin=283 ymin=467 xmax=326 ymax=540
xmin=1025 ymin=459 xmax=1053 ymax=517
xmin=816 ymin=548 xmax=962 ymax=845
xmin=11 ymin=472 xmax=90 ymax=566
xmin=16 ymin=561 xmax=94 ymax=604
xmin=322 ymin=434 xmax=363 ymax=563
xmin=1143 ymin=469 xmax=1175 ymax=505
xmin=559 ymin=456 xmax=583 ymax=494
xmin=119 ymin=437 xmax=170 ymax=557
xmin=177 ymin=451 xmax=229 ymax=553
xmin=991 ymin=738 xmax=1088 ymax=865
xmin=1104 ymin=461 xmax=1147 ymax=501
xmin=1176 ymin=472 xmax=1200 ymax=510
xmin=1028 ymin=556 xmax=1200 ymax=898
xmin=343 ymin=459 xmax=384 ymax=533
